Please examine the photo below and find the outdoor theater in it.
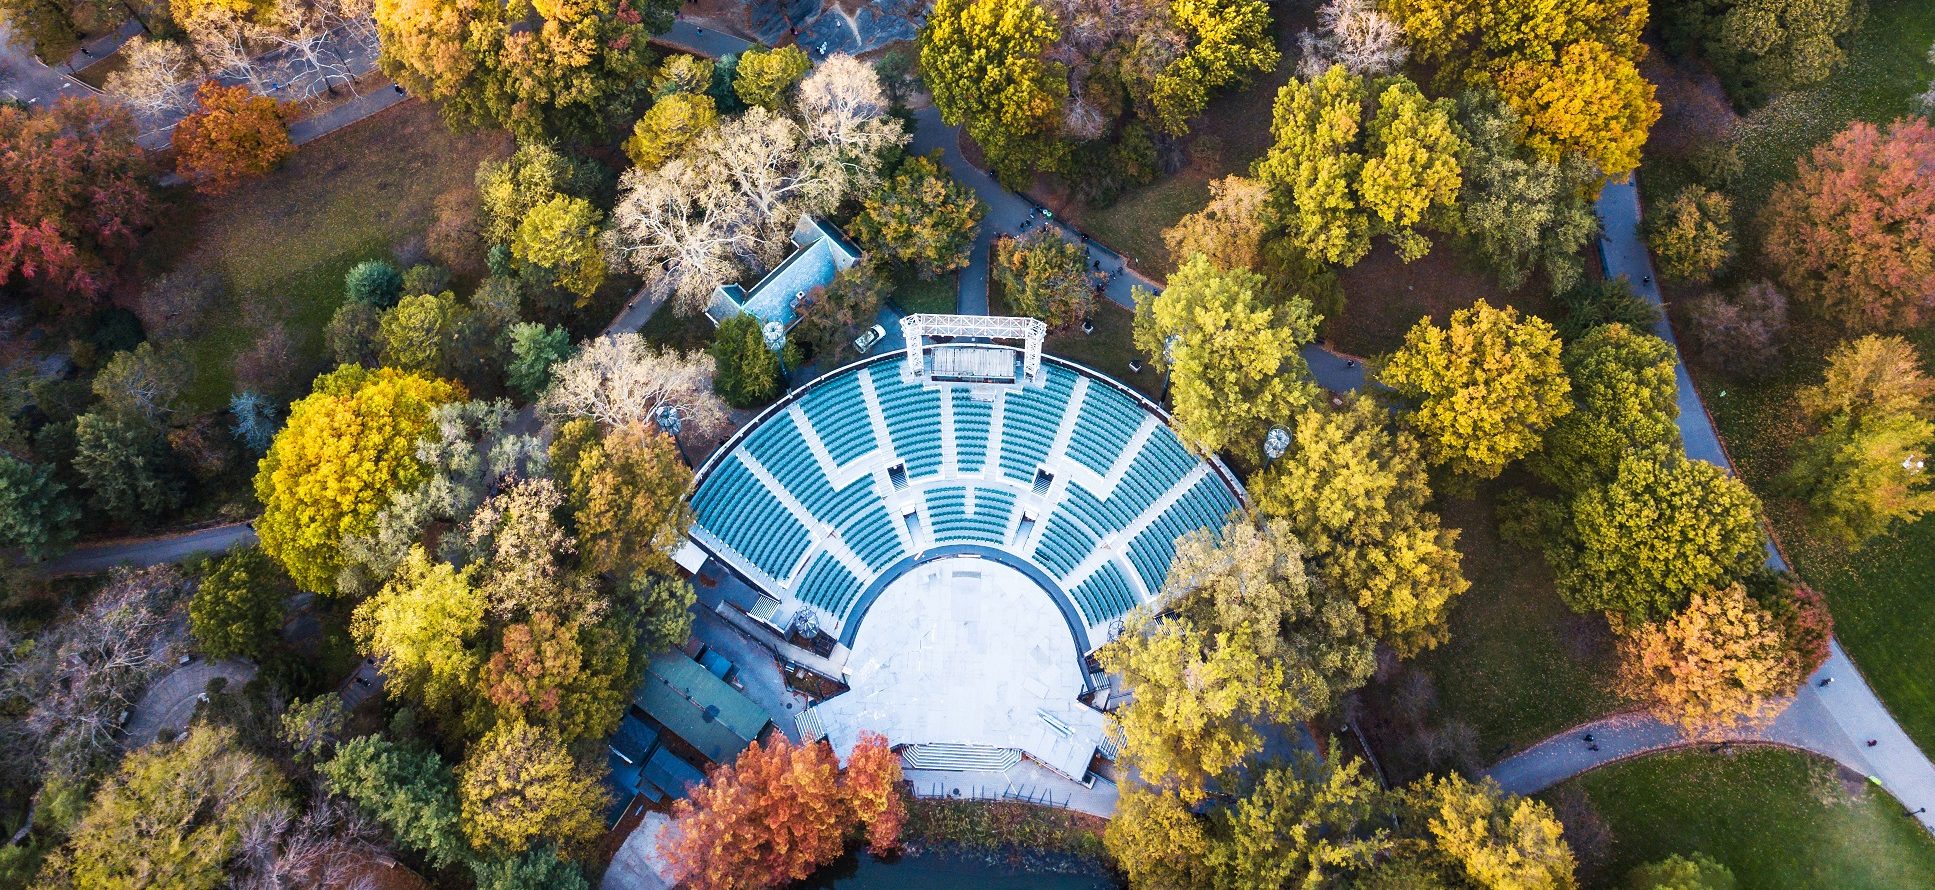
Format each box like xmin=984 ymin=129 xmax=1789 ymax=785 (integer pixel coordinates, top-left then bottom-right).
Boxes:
xmin=682 ymin=315 xmax=1245 ymax=783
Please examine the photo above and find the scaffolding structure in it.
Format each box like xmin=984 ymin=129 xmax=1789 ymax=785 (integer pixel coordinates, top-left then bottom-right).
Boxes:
xmin=900 ymin=314 xmax=1048 ymax=385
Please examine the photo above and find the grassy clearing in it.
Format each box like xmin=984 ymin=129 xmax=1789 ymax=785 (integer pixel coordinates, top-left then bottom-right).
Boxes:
xmin=1400 ymin=488 xmax=1623 ymax=760
xmin=1547 ymin=748 xmax=1935 ymax=889
xmin=887 ymin=269 xmax=960 ymax=315
xmin=137 ymin=100 xmax=511 ymax=410
xmin=1643 ymin=0 xmax=1935 ymax=751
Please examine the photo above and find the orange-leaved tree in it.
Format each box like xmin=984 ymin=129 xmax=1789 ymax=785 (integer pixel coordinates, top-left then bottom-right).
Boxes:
xmin=1616 ymin=583 xmax=1798 ymax=738
xmin=172 ymin=81 xmax=297 ymax=194
xmin=661 ymin=733 xmax=907 ymax=889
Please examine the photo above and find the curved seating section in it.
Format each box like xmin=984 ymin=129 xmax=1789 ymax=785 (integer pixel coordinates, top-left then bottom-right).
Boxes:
xmin=690 ymin=353 xmax=1244 ymax=640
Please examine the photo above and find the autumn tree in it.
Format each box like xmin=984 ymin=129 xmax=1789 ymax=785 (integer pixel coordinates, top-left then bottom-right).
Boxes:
xmin=733 ymin=45 xmax=811 ymax=109
xmin=104 ymin=36 xmax=197 ymax=117
xmin=1683 ymin=279 xmax=1789 ymax=376
xmin=1105 ymin=785 xmax=1215 ymax=888
xmin=1148 ymin=0 xmax=1279 ymax=135
xmin=1397 ymin=773 xmax=1577 ymax=890
xmin=47 ymin=724 xmax=287 ymax=890
xmin=1378 ymin=300 xmax=1572 ymax=482
xmin=458 ymin=720 xmax=607 ymax=855
xmin=842 ymin=732 xmax=906 ymax=856
xmin=378 ymin=291 xmax=465 ymax=375
xmin=1785 ymin=335 xmax=1935 ymax=546
xmin=1252 ymin=396 xmax=1469 ymax=655
xmin=0 ymin=98 xmax=153 ymax=304
xmin=375 ymin=0 xmax=667 ymax=140
xmin=1104 ymin=519 xmax=1371 ymax=800
xmin=1491 ymin=40 xmax=1660 ymax=176
xmin=850 ymin=150 xmax=985 ymax=280
xmin=1256 ymin=66 xmax=1465 ymax=265
xmin=1646 ymin=185 xmax=1735 ymax=283
xmin=1533 ymin=323 xmax=1681 ymax=492
xmin=918 ymin=0 xmax=1069 ymax=184
xmin=624 ymin=92 xmax=719 ymax=170
xmin=172 ymin=81 xmax=297 ymax=195
xmin=1555 ymin=449 xmax=1767 ymax=623
xmin=92 ymin=341 xmax=190 ymax=424
xmin=1134 ymin=255 xmax=1319 ymax=458
xmin=551 ymin=417 xmax=694 ymax=576
xmin=1662 ymin=0 xmax=1860 ymax=101
xmin=660 ymin=736 xmax=853 ymax=890
xmin=513 ymin=194 xmax=606 ymax=300
xmin=992 ymin=229 xmax=1093 ymax=329
xmin=1456 ymin=89 xmax=1599 ymax=292
xmin=1163 ymin=174 xmax=1270 ymax=273
xmin=1618 ymin=584 xmax=1796 ymax=737
xmin=1298 ymin=0 xmax=1409 ymax=78
xmin=466 ymin=477 xmax=595 ymax=621
xmin=256 ymin=365 xmax=463 ymax=593
xmin=351 ymin=546 xmax=487 ymax=722
xmin=189 ymin=546 xmax=291 ymax=661
xmin=1762 ymin=118 xmax=1935 ymax=331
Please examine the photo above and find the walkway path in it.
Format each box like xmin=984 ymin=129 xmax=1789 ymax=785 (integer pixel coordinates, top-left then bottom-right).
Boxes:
xmin=39 ymin=523 xmax=256 ymax=577
xmin=1484 ymin=179 xmax=1935 ymax=832
xmin=123 ymin=657 xmax=258 ymax=747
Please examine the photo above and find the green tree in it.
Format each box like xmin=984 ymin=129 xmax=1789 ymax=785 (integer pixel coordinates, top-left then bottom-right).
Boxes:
xmin=1533 ymin=323 xmax=1681 ymax=492
xmin=850 ymin=151 xmax=985 ymax=280
xmin=550 ymin=418 xmax=695 ymax=576
xmin=477 ymin=143 xmax=600 ymax=247
xmin=379 ymin=291 xmax=465 ymax=375
xmin=1455 ymin=88 xmax=1599 ymax=292
xmin=345 ymin=259 xmax=405 ymax=308
xmin=0 ymin=453 xmax=76 ymax=561
xmin=189 ymin=546 xmax=290 ymax=661
xmin=733 ymin=45 xmax=811 ymax=109
xmin=710 ymin=313 xmax=782 ymax=408
xmin=506 ymin=322 xmax=574 ymax=400
xmin=918 ymin=0 xmax=1069 ymax=185
xmin=50 ymin=724 xmax=287 ymax=890
xmin=351 ymin=547 xmax=488 ymax=722
xmin=72 ymin=411 xmax=180 ymax=517
xmin=320 ymin=734 xmax=472 ymax=870
xmin=1256 ymin=66 xmax=1465 ymax=265
xmin=1378 ymin=299 xmax=1572 ymax=482
xmin=1646 ymin=185 xmax=1735 ymax=283
xmin=1207 ymin=755 xmax=1392 ymax=888
xmin=255 ymin=366 xmax=462 ymax=593
xmin=622 ymin=571 xmax=697 ymax=655
xmin=991 ymin=229 xmax=1093 ymax=329
xmin=92 ymin=342 xmax=190 ymax=423
xmin=473 ymin=846 xmax=592 ymax=890
xmin=1785 ymin=335 xmax=1935 ymax=546
xmin=1252 ymin=396 xmax=1469 ymax=656
xmin=1557 ymin=449 xmax=1767 ymax=623
xmin=1628 ymin=852 xmax=1736 ymax=889
xmin=624 ymin=92 xmax=719 ymax=170
xmin=1134 ymin=255 xmax=1319 ymax=458
xmin=791 ymin=261 xmax=888 ymax=366
xmin=458 ymin=720 xmax=608 ymax=855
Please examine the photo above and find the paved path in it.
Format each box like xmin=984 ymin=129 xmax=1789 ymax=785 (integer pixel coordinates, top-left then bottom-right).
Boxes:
xmin=123 ymin=657 xmax=258 ymax=747
xmin=38 ymin=523 xmax=256 ymax=576
xmin=904 ymin=761 xmax=1120 ymax=818
xmin=1484 ymin=179 xmax=1935 ymax=832
xmin=0 ymin=23 xmax=96 ymax=106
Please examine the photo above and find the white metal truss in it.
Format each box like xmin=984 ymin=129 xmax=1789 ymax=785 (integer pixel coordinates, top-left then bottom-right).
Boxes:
xmin=900 ymin=314 xmax=1048 ymax=384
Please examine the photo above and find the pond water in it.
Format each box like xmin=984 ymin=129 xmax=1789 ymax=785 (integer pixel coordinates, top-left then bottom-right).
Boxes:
xmin=797 ymin=851 xmax=1119 ymax=889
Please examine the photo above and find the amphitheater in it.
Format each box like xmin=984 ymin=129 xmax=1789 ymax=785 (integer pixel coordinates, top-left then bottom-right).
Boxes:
xmin=684 ymin=316 xmax=1245 ymax=783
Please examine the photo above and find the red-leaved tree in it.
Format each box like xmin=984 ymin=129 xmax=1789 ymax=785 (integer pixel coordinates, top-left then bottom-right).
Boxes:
xmin=1761 ymin=117 xmax=1935 ymax=332
xmin=173 ymin=81 xmax=298 ymax=195
xmin=661 ymin=732 xmax=909 ymax=889
xmin=0 ymin=97 xmax=153 ymax=305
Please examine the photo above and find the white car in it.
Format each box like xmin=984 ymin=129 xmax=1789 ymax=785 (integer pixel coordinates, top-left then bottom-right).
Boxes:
xmin=853 ymin=324 xmax=887 ymax=354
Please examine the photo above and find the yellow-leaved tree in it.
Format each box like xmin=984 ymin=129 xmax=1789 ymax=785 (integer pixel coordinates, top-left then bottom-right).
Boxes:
xmin=350 ymin=546 xmax=487 ymax=723
xmin=1405 ymin=773 xmax=1577 ymax=890
xmin=1617 ymin=584 xmax=1797 ymax=737
xmin=255 ymin=365 xmax=462 ymax=593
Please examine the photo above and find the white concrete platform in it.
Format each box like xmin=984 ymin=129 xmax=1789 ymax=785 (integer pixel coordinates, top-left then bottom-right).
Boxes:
xmin=817 ymin=557 xmax=1105 ymax=780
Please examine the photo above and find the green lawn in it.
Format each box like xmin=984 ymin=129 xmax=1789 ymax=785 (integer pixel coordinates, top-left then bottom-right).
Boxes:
xmin=887 ymin=269 xmax=961 ymax=315
xmin=1547 ymin=748 xmax=1935 ymax=889
xmin=138 ymin=99 xmax=511 ymax=410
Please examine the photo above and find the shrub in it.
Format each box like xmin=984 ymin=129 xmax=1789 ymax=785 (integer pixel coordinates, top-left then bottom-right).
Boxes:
xmin=344 ymin=260 xmax=404 ymax=308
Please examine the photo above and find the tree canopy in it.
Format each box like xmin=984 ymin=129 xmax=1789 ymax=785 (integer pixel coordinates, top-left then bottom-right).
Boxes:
xmin=1785 ymin=335 xmax=1935 ymax=545
xmin=171 ymin=81 xmax=296 ymax=195
xmin=1533 ymin=323 xmax=1681 ymax=492
xmin=0 ymin=98 xmax=153 ymax=305
xmin=918 ymin=0 xmax=1069 ymax=185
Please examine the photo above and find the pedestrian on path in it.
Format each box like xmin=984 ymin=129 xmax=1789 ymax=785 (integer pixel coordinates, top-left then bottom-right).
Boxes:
xmin=1912 ymin=807 xmax=1927 ymax=816
xmin=1588 ymin=743 xmax=1600 ymax=752
xmin=1820 ymin=677 xmax=1834 ymax=687
xmin=1869 ymin=739 xmax=1880 ymax=747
